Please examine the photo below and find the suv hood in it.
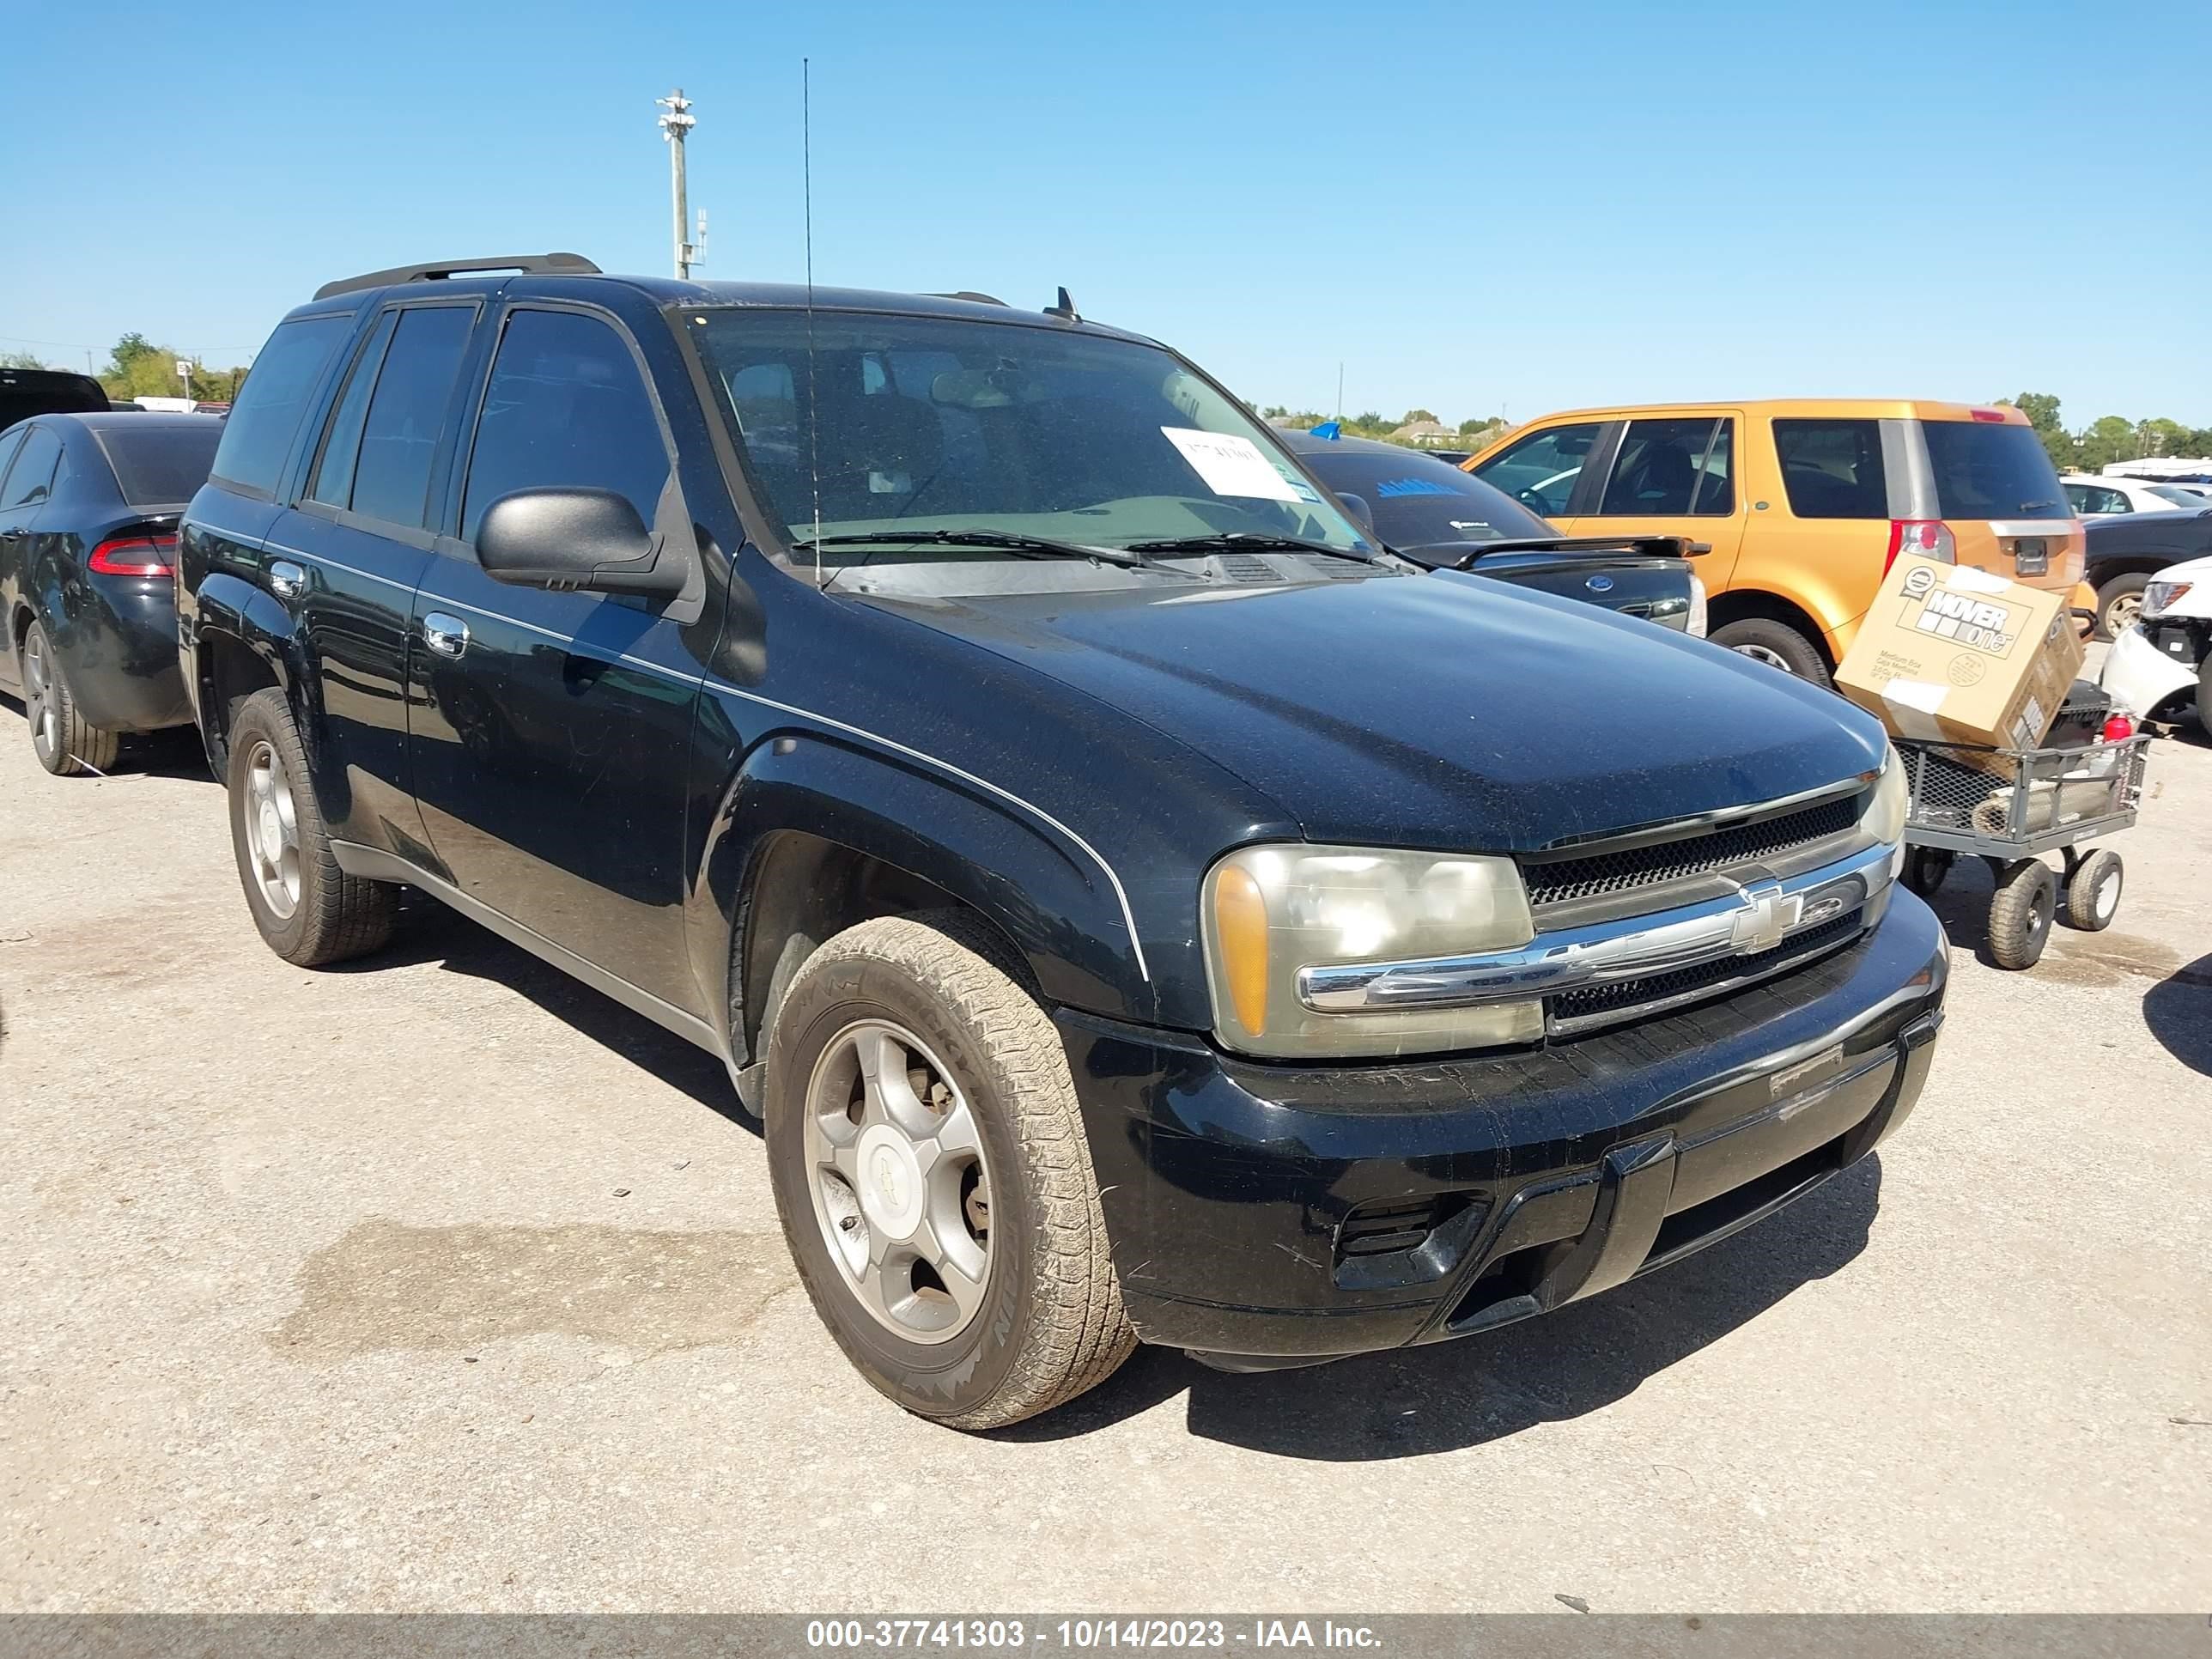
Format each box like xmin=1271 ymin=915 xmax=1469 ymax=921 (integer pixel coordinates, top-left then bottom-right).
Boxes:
xmin=864 ymin=569 xmax=1886 ymax=851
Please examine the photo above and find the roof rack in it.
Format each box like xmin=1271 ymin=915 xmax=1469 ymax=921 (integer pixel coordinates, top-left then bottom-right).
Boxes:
xmin=313 ymin=252 xmax=601 ymax=301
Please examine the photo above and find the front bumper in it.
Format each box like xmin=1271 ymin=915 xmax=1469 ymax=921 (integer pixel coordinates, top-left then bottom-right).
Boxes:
xmin=2100 ymin=621 xmax=2202 ymax=719
xmin=1057 ymin=888 xmax=1947 ymax=1364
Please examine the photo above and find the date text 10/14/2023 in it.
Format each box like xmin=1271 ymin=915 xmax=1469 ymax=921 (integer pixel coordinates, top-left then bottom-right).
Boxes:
xmin=805 ymin=1620 xmax=1383 ymax=1650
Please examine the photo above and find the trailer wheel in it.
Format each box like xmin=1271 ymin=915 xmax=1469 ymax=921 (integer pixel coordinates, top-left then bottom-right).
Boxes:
xmin=2063 ymin=849 xmax=2123 ymax=932
xmin=1986 ymin=859 xmax=2055 ymax=969
xmin=1901 ymin=847 xmax=1954 ymax=898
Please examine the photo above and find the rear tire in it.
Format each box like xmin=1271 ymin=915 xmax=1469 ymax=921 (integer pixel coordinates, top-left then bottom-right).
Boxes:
xmin=1986 ymin=859 xmax=2055 ymax=970
xmin=21 ymin=621 xmax=121 ymax=777
xmin=2094 ymin=572 xmax=2150 ymax=641
xmin=1710 ymin=617 xmax=1832 ymax=687
xmin=764 ymin=911 xmax=1135 ymax=1430
xmin=2063 ymin=849 xmax=2123 ymax=932
xmin=224 ymin=688 xmax=398 ymax=966
xmin=2197 ymin=654 xmax=2212 ymax=744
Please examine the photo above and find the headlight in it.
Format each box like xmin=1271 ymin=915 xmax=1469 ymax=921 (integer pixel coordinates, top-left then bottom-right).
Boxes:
xmin=2142 ymin=580 xmax=2191 ymax=620
xmin=1868 ymin=746 xmax=1909 ymax=853
xmin=1686 ymin=574 xmax=1709 ymax=638
xmin=1201 ymin=844 xmax=1540 ymax=1059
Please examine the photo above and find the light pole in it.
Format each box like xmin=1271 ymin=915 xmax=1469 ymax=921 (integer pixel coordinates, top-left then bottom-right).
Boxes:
xmin=656 ymin=88 xmax=705 ymax=280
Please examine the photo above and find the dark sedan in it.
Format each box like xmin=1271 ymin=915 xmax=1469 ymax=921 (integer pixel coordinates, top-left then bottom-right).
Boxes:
xmin=1279 ymin=430 xmax=1705 ymax=634
xmin=0 ymin=412 xmax=222 ymax=774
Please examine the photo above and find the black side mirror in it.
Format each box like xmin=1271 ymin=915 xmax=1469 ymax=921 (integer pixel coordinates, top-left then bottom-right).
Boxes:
xmin=476 ymin=487 xmax=684 ymax=599
xmin=1334 ymin=491 xmax=1375 ymax=532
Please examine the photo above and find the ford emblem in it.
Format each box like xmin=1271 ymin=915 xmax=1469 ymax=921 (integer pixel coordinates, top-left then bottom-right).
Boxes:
xmin=1585 ymin=574 xmax=1615 ymax=592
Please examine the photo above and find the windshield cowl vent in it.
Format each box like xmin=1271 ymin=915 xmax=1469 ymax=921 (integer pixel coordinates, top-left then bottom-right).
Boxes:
xmin=1217 ymin=553 xmax=1286 ymax=585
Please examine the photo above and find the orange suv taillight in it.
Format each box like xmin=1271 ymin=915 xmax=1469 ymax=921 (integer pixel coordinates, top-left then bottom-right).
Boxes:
xmin=1885 ymin=520 xmax=1955 ymax=574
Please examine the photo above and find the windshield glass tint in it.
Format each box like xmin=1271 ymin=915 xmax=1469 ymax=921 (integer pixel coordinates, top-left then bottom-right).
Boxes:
xmin=692 ymin=310 xmax=1368 ymax=562
xmin=1921 ymin=422 xmax=2068 ymax=520
xmin=98 ymin=423 xmax=222 ymax=505
xmin=1299 ymin=447 xmax=1550 ymax=548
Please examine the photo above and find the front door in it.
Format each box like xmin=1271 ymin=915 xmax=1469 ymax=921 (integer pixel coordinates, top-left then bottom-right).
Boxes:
xmin=407 ymin=303 xmax=708 ymax=1015
xmin=1572 ymin=412 xmax=1750 ymax=588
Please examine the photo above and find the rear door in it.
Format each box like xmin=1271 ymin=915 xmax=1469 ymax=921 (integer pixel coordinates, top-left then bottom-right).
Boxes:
xmin=1574 ymin=412 xmax=1749 ymax=586
xmin=1750 ymin=414 xmax=1903 ymax=653
xmin=407 ymin=301 xmax=706 ymax=1014
xmin=278 ymin=301 xmax=479 ymax=859
xmin=0 ymin=424 xmax=64 ymax=603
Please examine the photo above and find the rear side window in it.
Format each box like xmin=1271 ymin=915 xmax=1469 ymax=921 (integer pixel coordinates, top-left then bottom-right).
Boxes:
xmin=1598 ymin=416 xmax=1733 ymax=515
xmin=211 ymin=316 xmax=349 ymax=497
xmin=1921 ymin=422 xmax=2068 ymax=520
xmin=308 ymin=312 xmax=399 ymax=512
xmin=1470 ymin=422 xmax=1603 ymax=518
xmin=98 ymin=424 xmax=223 ymax=507
xmin=0 ymin=427 xmax=28 ymax=495
xmin=2065 ymin=482 xmax=2128 ymax=515
xmin=460 ymin=309 xmax=672 ymax=542
xmin=0 ymin=426 xmax=63 ymax=509
xmin=348 ymin=307 xmax=476 ymax=528
xmin=1775 ymin=418 xmax=1888 ymax=519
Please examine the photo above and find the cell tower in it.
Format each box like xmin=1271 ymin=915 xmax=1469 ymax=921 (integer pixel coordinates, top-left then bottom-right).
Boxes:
xmin=656 ymin=88 xmax=707 ymax=280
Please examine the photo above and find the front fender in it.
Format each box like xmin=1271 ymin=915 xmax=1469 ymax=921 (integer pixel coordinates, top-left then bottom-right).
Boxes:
xmin=692 ymin=731 xmax=1156 ymax=1062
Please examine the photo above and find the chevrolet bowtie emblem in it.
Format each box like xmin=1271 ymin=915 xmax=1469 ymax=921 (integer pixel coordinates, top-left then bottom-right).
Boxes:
xmin=1729 ymin=880 xmax=1803 ymax=955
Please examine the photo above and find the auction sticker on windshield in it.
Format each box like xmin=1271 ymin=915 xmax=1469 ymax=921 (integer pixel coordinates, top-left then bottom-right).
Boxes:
xmin=1162 ymin=427 xmax=1301 ymax=501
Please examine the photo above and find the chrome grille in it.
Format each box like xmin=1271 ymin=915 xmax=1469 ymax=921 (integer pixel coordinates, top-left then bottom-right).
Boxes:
xmin=1523 ymin=791 xmax=1863 ymax=909
xmin=1547 ymin=906 xmax=1865 ymax=1036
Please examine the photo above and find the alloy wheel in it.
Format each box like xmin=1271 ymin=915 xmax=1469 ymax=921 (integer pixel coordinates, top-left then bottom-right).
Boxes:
xmin=2106 ymin=592 xmax=2142 ymax=639
xmin=243 ymin=739 xmax=303 ymax=920
xmin=22 ymin=629 xmax=58 ymax=761
xmin=1730 ymin=642 xmax=1795 ymax=673
xmin=802 ymin=1018 xmax=994 ymax=1345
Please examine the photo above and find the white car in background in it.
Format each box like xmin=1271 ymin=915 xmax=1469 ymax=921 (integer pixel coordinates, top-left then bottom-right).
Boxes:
xmin=2100 ymin=556 xmax=2212 ymax=738
xmin=2063 ymin=473 xmax=2209 ymax=516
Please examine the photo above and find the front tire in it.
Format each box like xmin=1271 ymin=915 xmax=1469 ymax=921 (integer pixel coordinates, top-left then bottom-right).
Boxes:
xmin=1986 ymin=859 xmax=2055 ymax=969
xmin=224 ymin=688 xmax=398 ymax=966
xmin=2094 ymin=572 xmax=2150 ymax=642
xmin=1710 ymin=617 xmax=1832 ymax=686
xmin=21 ymin=621 xmax=120 ymax=777
xmin=764 ymin=912 xmax=1135 ymax=1429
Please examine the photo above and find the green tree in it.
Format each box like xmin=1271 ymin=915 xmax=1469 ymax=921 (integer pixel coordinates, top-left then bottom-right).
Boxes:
xmin=2075 ymin=416 xmax=2139 ymax=472
xmin=1400 ymin=408 xmax=1438 ymax=426
xmin=0 ymin=349 xmax=50 ymax=370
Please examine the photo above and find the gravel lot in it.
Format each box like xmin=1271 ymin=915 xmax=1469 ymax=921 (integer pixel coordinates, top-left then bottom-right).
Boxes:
xmin=2 ymin=690 xmax=2207 ymax=1614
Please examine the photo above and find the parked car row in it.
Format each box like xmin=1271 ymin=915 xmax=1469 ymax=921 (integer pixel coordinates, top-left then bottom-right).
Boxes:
xmin=8 ymin=256 xmax=1950 ymax=1431
xmin=1460 ymin=399 xmax=2097 ymax=684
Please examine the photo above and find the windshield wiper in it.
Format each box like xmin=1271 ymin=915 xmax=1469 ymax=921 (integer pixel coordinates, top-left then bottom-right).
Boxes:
xmin=791 ymin=527 xmax=1150 ymax=568
xmin=1120 ymin=532 xmax=1370 ymax=562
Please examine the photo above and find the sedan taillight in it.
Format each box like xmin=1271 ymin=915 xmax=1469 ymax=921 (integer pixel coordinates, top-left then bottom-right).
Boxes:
xmin=87 ymin=533 xmax=178 ymax=577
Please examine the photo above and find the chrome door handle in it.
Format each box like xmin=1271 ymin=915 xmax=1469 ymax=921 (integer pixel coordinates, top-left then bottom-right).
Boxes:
xmin=422 ymin=612 xmax=470 ymax=659
xmin=268 ymin=560 xmax=307 ymax=599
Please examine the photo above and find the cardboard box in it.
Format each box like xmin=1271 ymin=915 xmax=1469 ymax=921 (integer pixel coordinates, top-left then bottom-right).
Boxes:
xmin=1835 ymin=555 xmax=2085 ymax=764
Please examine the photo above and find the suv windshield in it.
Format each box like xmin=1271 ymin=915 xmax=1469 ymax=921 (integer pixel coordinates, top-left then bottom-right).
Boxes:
xmin=1921 ymin=422 xmax=2069 ymax=520
xmin=691 ymin=309 xmax=1370 ymax=571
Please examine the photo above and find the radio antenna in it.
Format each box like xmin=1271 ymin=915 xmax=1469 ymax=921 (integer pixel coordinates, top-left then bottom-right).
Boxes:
xmin=803 ymin=56 xmax=823 ymax=590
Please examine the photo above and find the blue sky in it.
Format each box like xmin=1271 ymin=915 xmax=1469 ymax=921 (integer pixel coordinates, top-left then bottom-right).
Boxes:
xmin=5 ymin=0 xmax=2207 ymax=428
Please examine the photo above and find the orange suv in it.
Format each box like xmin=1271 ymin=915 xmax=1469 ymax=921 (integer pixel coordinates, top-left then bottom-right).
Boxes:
xmin=1463 ymin=400 xmax=2093 ymax=683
